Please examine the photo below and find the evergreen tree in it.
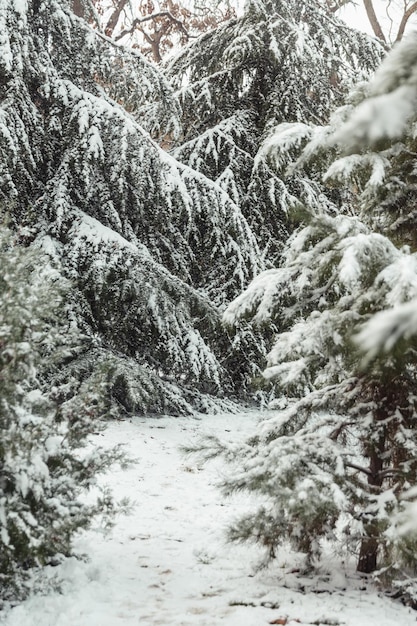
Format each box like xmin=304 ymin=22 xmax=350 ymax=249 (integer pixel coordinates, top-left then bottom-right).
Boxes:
xmin=0 ymin=0 xmax=261 ymax=414
xmin=327 ymin=32 xmax=417 ymax=357
xmin=166 ymin=0 xmax=383 ymax=260
xmin=202 ymin=32 xmax=417 ymax=591
xmin=222 ymin=212 xmax=417 ymax=577
xmin=0 ymin=225 xmax=123 ymax=602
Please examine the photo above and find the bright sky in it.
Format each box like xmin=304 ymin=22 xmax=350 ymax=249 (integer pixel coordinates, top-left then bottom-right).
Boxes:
xmin=339 ymin=0 xmax=417 ymax=42
xmin=340 ymin=2 xmax=375 ymax=36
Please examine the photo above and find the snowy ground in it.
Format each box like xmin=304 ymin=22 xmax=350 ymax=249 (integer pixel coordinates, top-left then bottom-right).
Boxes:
xmin=1 ymin=412 xmax=416 ymax=626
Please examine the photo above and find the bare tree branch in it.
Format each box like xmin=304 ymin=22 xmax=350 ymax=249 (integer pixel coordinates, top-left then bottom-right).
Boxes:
xmin=363 ymin=0 xmax=387 ymax=43
xmin=345 ymin=461 xmax=373 ymax=476
xmin=395 ymin=1 xmax=417 ymax=41
xmin=88 ymin=1 xmax=235 ymax=63
xmin=329 ymin=420 xmax=356 ymax=441
xmin=115 ymin=11 xmax=190 ymax=41
xmin=105 ymin=0 xmax=129 ymax=38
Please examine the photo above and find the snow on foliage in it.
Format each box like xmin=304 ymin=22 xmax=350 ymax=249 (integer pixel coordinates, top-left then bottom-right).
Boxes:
xmin=356 ymin=298 xmax=417 ymax=358
xmin=220 ymin=197 xmax=417 ymax=583
xmin=210 ymin=24 xmax=417 ymax=597
xmin=0 ymin=227 xmax=124 ymax=603
xmin=324 ymin=31 xmax=417 ymax=362
xmin=324 ymin=152 xmax=390 ymax=191
xmin=166 ymin=0 xmax=383 ymax=262
xmin=4 ymin=0 xmax=415 ymax=603
xmin=0 ymin=0 xmax=264 ymax=415
xmin=331 ymin=32 xmax=417 ymax=150
xmin=54 ymin=209 xmax=230 ymax=415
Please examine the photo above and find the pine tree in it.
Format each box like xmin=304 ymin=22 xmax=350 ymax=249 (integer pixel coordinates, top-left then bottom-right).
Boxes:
xmin=326 ymin=32 xmax=417 ymax=357
xmin=0 ymin=225 xmax=123 ymax=602
xmin=166 ymin=0 xmax=383 ymax=260
xmin=222 ymin=212 xmax=417 ymax=575
xmin=1 ymin=0 xmax=261 ymax=414
xmin=204 ymin=32 xmax=417 ymax=589
xmin=162 ymin=0 xmax=383 ymax=406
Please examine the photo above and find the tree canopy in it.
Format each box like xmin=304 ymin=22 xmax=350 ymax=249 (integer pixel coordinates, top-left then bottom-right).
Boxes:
xmin=217 ymin=29 xmax=417 ymax=598
xmin=1 ymin=0 xmax=267 ymax=415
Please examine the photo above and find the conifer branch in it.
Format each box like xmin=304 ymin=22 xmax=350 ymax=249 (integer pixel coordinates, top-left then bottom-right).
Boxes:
xmin=345 ymin=461 xmax=373 ymax=476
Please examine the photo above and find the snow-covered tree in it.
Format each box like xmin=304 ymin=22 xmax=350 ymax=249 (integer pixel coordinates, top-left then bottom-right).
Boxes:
xmin=222 ymin=211 xmax=417 ymax=576
xmin=162 ymin=0 xmax=383 ymax=404
xmin=202 ymin=32 xmax=417 ymax=587
xmin=0 ymin=225 xmax=124 ymax=602
xmin=1 ymin=0 xmax=261 ymax=414
xmin=166 ymin=0 xmax=383 ymax=260
xmin=325 ymin=32 xmax=417 ymax=357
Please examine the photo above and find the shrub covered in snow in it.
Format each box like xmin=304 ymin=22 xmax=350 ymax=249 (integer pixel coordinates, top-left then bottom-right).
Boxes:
xmin=0 ymin=226 xmax=124 ymax=602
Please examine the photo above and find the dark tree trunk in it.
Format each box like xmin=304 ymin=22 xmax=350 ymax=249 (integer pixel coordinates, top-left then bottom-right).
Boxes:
xmin=357 ymin=528 xmax=379 ymax=573
xmin=105 ymin=0 xmax=128 ymax=37
xmin=357 ymin=421 xmax=385 ymax=574
xmin=151 ymin=38 xmax=162 ymax=64
xmin=72 ymin=0 xmax=85 ymax=18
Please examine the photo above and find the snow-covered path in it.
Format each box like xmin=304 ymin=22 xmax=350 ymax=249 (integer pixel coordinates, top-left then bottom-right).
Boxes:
xmin=1 ymin=412 xmax=416 ymax=626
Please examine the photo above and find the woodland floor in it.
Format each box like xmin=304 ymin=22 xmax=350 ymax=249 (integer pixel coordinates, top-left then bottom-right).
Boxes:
xmin=0 ymin=411 xmax=416 ymax=626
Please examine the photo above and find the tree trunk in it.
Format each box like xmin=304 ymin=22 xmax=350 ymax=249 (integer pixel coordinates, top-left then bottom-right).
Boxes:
xmin=357 ymin=425 xmax=385 ymax=574
xmin=362 ymin=0 xmax=386 ymax=44
xmin=72 ymin=0 xmax=85 ymax=18
xmin=357 ymin=527 xmax=379 ymax=573
xmin=105 ymin=0 xmax=128 ymax=37
xmin=151 ymin=38 xmax=162 ymax=64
